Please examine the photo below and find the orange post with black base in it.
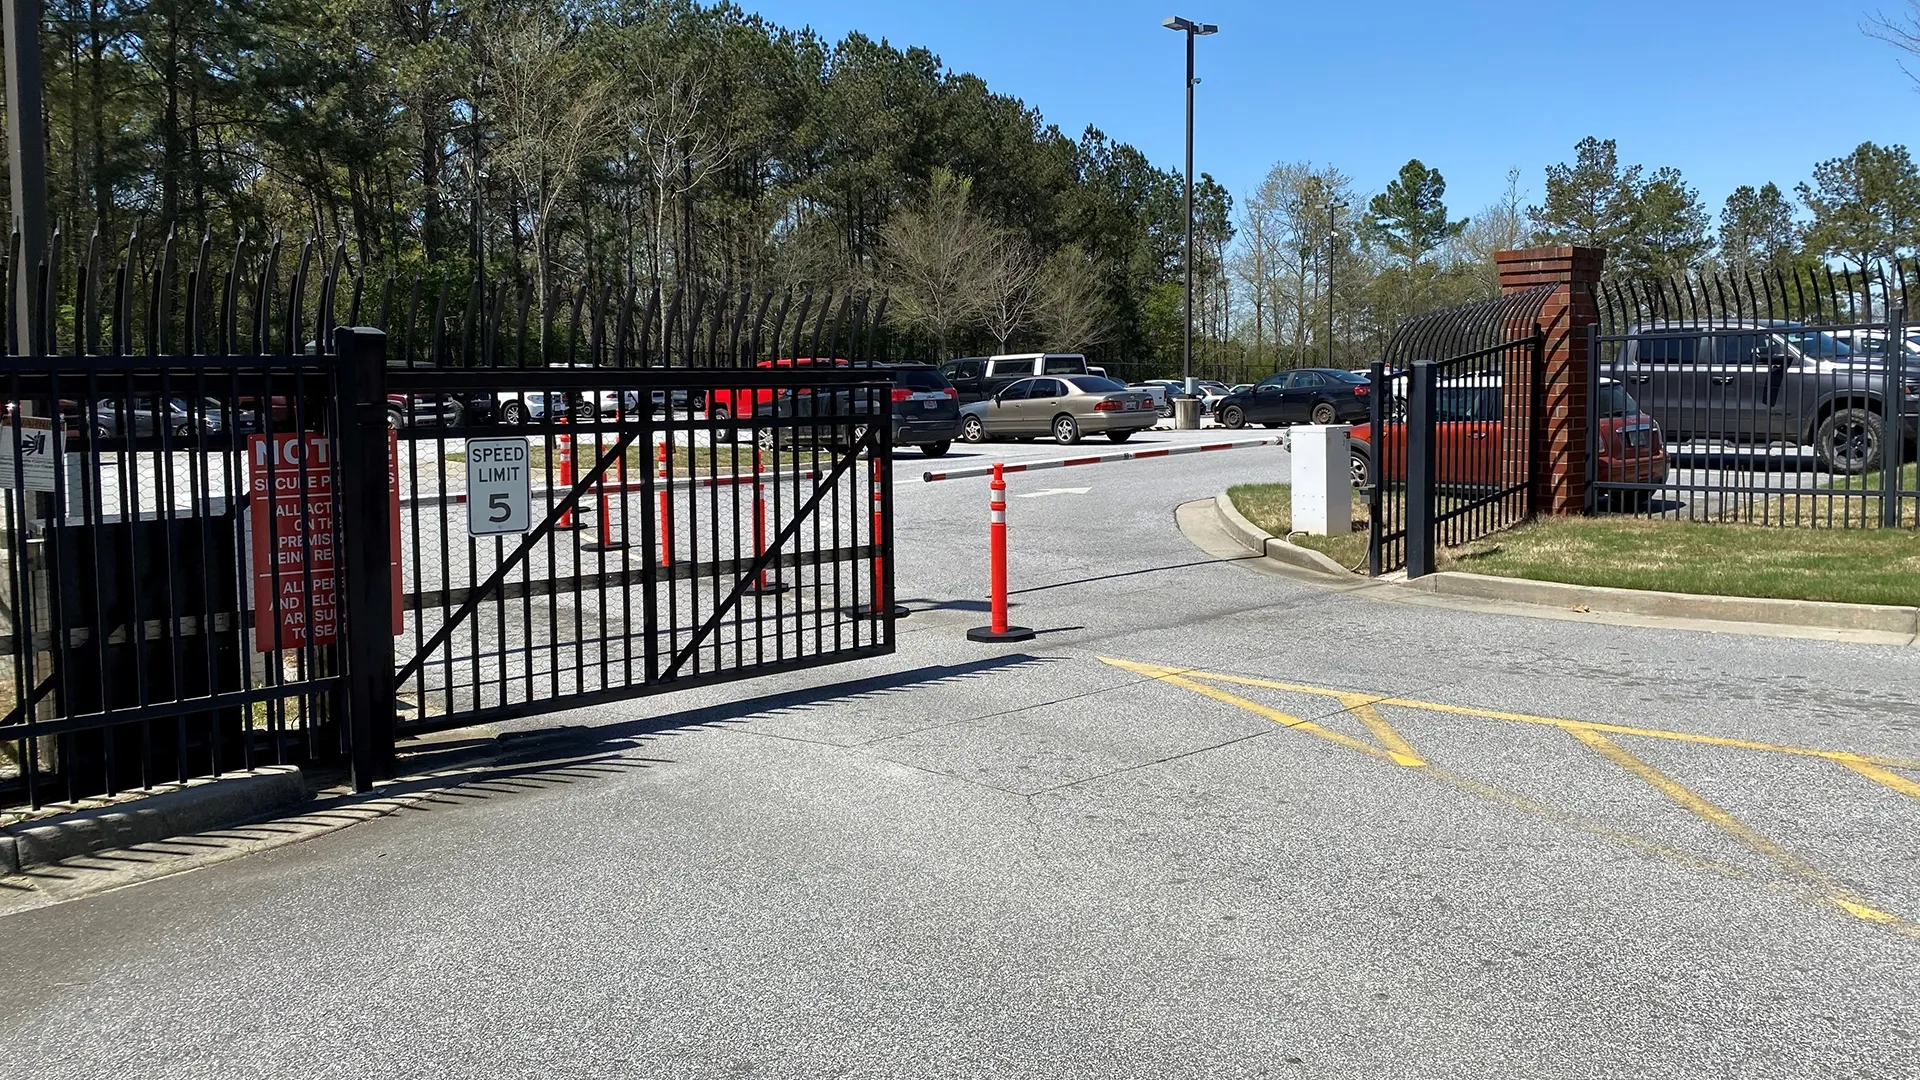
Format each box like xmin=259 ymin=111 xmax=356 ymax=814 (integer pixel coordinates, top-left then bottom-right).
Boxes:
xmin=966 ymin=463 xmax=1033 ymax=643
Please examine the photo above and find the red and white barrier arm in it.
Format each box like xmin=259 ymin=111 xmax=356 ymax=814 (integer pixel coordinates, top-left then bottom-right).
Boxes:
xmin=921 ymin=436 xmax=1282 ymax=483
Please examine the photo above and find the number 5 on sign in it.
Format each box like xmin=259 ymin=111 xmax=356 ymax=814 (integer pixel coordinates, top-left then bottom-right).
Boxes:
xmin=466 ymin=437 xmax=530 ymax=535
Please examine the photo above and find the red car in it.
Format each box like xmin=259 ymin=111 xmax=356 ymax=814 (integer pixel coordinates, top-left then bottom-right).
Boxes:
xmin=1347 ymin=376 xmax=1668 ymax=494
xmin=706 ymin=357 xmax=848 ymax=423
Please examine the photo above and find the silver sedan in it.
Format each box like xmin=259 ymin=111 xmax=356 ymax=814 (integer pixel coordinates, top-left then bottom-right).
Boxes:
xmin=958 ymin=375 xmax=1159 ymax=445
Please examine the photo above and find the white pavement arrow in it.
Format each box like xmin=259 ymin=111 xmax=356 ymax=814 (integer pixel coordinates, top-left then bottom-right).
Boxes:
xmin=1014 ymin=486 xmax=1092 ymax=499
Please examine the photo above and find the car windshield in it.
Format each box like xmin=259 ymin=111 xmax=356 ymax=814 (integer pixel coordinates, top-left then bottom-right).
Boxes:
xmin=1783 ymin=331 xmax=1851 ymax=360
xmin=891 ymin=368 xmax=950 ymax=391
xmin=1596 ymin=382 xmax=1639 ymax=418
xmin=1067 ymin=376 xmax=1126 ymax=392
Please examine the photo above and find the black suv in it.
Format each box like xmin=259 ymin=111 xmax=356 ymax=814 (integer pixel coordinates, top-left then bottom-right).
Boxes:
xmin=1611 ymin=321 xmax=1920 ymax=474
xmin=762 ymin=363 xmax=960 ymax=456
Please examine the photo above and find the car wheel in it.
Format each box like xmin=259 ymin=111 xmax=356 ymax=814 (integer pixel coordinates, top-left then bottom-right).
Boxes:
xmin=172 ymin=423 xmax=193 ymax=437
xmin=93 ymin=423 xmax=111 ymax=439
xmin=386 ymin=407 xmax=404 ymax=430
xmin=572 ymin=399 xmax=597 ymax=422
xmin=961 ymin=415 xmax=985 ymax=443
xmin=1106 ymin=431 xmax=1132 ymax=444
xmin=921 ymin=440 xmax=952 ymax=458
xmin=710 ymin=405 xmax=733 ymax=436
xmin=1220 ymin=405 xmax=1245 ymax=429
xmin=1311 ymin=401 xmax=1338 ymax=426
xmin=1815 ymin=407 xmax=1882 ymax=475
xmin=1350 ymin=449 xmax=1371 ymax=489
xmin=1053 ymin=414 xmax=1081 ymax=445
xmin=501 ymin=401 xmax=527 ymax=426
xmin=755 ymin=426 xmax=779 ymax=452
xmin=1157 ymin=404 xmax=1173 ymax=419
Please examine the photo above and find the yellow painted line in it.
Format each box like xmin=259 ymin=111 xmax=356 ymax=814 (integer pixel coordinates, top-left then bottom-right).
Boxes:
xmin=1098 ymin=658 xmax=1920 ymax=771
xmin=1337 ymin=692 xmax=1426 ymax=768
xmin=1836 ymin=757 xmax=1920 ymax=802
xmin=1140 ymin=668 xmax=1404 ymax=766
xmin=1565 ymin=726 xmax=1902 ymax=926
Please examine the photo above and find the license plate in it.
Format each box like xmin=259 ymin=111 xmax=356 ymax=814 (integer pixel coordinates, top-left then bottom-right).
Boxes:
xmin=923 ymin=399 xmax=938 ymax=410
xmin=1625 ymin=427 xmax=1649 ymax=448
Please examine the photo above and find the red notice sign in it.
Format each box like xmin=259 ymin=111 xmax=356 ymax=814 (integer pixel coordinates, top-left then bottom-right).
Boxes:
xmin=248 ymin=432 xmax=402 ymax=653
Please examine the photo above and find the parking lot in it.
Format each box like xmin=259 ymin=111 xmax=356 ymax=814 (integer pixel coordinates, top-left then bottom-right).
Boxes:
xmin=4 ymin=426 xmax=1916 ymax=1078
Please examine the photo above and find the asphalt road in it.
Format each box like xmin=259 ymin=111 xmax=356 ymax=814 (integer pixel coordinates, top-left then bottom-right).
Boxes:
xmin=4 ymin=429 xmax=1918 ymax=1079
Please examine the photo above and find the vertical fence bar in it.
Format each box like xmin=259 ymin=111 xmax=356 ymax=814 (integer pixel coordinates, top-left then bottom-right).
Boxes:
xmin=1405 ymin=359 xmax=1437 ymax=580
xmin=1886 ymin=305 xmax=1907 ymax=529
xmin=335 ymin=327 xmax=396 ymax=791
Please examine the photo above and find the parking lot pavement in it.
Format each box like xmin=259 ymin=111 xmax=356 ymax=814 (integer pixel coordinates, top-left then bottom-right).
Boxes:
xmin=5 ymin=431 xmax=1917 ymax=1078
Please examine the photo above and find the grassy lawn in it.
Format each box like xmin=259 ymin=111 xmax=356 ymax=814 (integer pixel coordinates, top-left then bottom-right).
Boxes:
xmin=1736 ymin=463 xmax=1918 ymax=527
xmin=1226 ymin=483 xmax=1371 ymax=570
xmin=1230 ymin=481 xmax=1920 ymax=606
xmin=1444 ymin=517 xmax=1920 ymax=607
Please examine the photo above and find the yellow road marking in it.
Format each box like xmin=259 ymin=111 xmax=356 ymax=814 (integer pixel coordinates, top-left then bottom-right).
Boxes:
xmin=1836 ymin=757 xmax=1920 ymax=802
xmin=1564 ymin=726 xmax=1901 ymax=926
xmin=1102 ymin=655 xmax=1920 ymax=936
xmin=1098 ymin=658 xmax=1920 ymax=770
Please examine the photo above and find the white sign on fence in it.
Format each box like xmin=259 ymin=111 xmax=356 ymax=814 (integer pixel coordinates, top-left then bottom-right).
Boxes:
xmin=0 ymin=416 xmax=62 ymax=492
xmin=466 ymin=437 xmax=530 ymax=535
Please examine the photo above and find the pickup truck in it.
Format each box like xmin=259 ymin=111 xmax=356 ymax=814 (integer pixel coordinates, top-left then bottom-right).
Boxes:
xmin=938 ymin=353 xmax=1090 ymax=404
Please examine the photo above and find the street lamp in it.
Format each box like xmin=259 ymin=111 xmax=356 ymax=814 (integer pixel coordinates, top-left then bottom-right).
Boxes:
xmin=1164 ymin=15 xmax=1216 ymax=427
xmin=1327 ymin=198 xmax=1347 ymax=369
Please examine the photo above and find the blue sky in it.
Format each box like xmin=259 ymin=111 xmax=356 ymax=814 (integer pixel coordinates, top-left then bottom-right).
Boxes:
xmin=749 ymin=0 xmax=1917 ymax=224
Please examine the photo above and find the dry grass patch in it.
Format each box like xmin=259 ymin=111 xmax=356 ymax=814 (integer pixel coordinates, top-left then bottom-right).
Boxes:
xmin=1227 ymin=484 xmax=1371 ymax=571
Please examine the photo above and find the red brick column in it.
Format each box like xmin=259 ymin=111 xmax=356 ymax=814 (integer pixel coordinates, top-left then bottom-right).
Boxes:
xmin=1495 ymin=246 xmax=1605 ymax=515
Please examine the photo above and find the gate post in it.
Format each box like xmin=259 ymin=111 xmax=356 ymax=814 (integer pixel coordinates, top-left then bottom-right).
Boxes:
xmin=1406 ymin=359 xmax=1437 ymax=579
xmin=1496 ymin=246 xmax=1605 ymax=515
xmin=335 ymin=326 xmax=396 ymax=792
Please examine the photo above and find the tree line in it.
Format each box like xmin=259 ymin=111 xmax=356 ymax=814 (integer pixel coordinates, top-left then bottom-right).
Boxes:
xmin=1 ymin=1 xmax=1916 ymax=379
xmin=0 ymin=0 xmax=1221 ymax=363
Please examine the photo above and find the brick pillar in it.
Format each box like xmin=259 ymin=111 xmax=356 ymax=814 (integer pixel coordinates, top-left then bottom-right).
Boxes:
xmin=1495 ymin=246 xmax=1605 ymax=515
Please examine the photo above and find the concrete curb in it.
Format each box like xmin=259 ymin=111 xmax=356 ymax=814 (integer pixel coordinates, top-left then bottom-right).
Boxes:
xmin=1404 ymin=572 xmax=1920 ymax=637
xmin=0 ymin=766 xmax=308 ymax=874
xmin=1211 ymin=491 xmax=1358 ymax=577
xmin=1206 ymin=491 xmax=1920 ymax=640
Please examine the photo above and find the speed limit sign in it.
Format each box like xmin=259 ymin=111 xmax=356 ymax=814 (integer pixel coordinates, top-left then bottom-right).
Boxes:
xmin=465 ymin=437 xmax=530 ymax=535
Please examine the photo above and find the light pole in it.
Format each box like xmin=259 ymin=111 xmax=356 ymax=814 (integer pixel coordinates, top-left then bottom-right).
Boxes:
xmin=1163 ymin=15 xmax=1216 ymax=427
xmin=1326 ymin=198 xmax=1347 ymax=369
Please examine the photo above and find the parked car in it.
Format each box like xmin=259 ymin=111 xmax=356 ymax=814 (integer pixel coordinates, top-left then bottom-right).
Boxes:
xmin=1130 ymin=380 xmax=1177 ymax=418
xmin=1229 ymin=383 xmax=1254 ymax=396
xmin=1831 ymin=328 xmax=1920 ymax=360
xmin=1347 ymin=377 xmax=1669 ymax=497
xmin=957 ymin=375 xmax=1157 ymax=445
xmin=1197 ymin=381 xmax=1232 ymax=416
xmin=708 ymin=357 xmax=848 ymax=424
xmin=1215 ymin=368 xmax=1372 ymax=430
xmin=761 ymin=363 xmax=961 ymax=456
xmin=387 ymin=392 xmax=462 ymax=428
xmin=497 ymin=392 xmax=572 ymax=426
xmin=87 ymin=396 xmax=256 ymax=438
xmin=939 ymin=353 xmax=1090 ymax=404
xmin=1613 ymin=320 xmax=1920 ymax=474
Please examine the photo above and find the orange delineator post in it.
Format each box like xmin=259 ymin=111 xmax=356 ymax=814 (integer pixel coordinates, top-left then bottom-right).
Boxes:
xmin=656 ymin=439 xmax=673 ymax=567
xmin=582 ymin=431 xmax=627 ymax=553
xmin=555 ymin=414 xmax=583 ymax=530
xmin=966 ymin=462 xmax=1033 ymax=643
xmin=743 ymin=444 xmax=786 ymax=595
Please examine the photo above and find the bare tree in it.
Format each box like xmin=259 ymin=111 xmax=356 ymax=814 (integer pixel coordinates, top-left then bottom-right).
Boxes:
xmin=1034 ymin=244 xmax=1107 ymax=353
xmin=880 ymin=168 xmax=993 ymax=355
xmin=1867 ymin=3 xmax=1920 ymax=88
xmin=625 ymin=57 xmax=734 ymax=287
xmin=1448 ymin=168 xmax=1528 ymax=297
xmin=980 ymin=229 xmax=1042 ymax=351
xmin=483 ymin=9 xmax=617 ymax=343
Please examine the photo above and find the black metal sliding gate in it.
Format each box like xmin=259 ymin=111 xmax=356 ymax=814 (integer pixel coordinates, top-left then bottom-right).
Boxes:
xmin=1 ymin=224 xmax=899 ymax=807
xmin=1368 ymin=286 xmax=1553 ymax=576
xmin=384 ymin=362 xmax=895 ymax=738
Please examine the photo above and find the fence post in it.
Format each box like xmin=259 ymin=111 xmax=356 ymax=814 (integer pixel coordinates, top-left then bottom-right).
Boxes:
xmin=1885 ymin=305 xmax=1907 ymax=528
xmin=1405 ymin=359 xmax=1437 ymax=579
xmin=1366 ymin=359 xmax=1385 ymax=577
xmin=335 ymin=326 xmax=396 ymax=792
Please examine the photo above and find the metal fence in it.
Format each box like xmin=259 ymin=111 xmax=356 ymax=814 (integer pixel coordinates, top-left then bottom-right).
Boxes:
xmin=1 ymin=227 xmax=899 ymax=807
xmin=1591 ymin=264 xmax=1917 ymax=528
xmin=1368 ymin=286 xmax=1552 ymax=576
